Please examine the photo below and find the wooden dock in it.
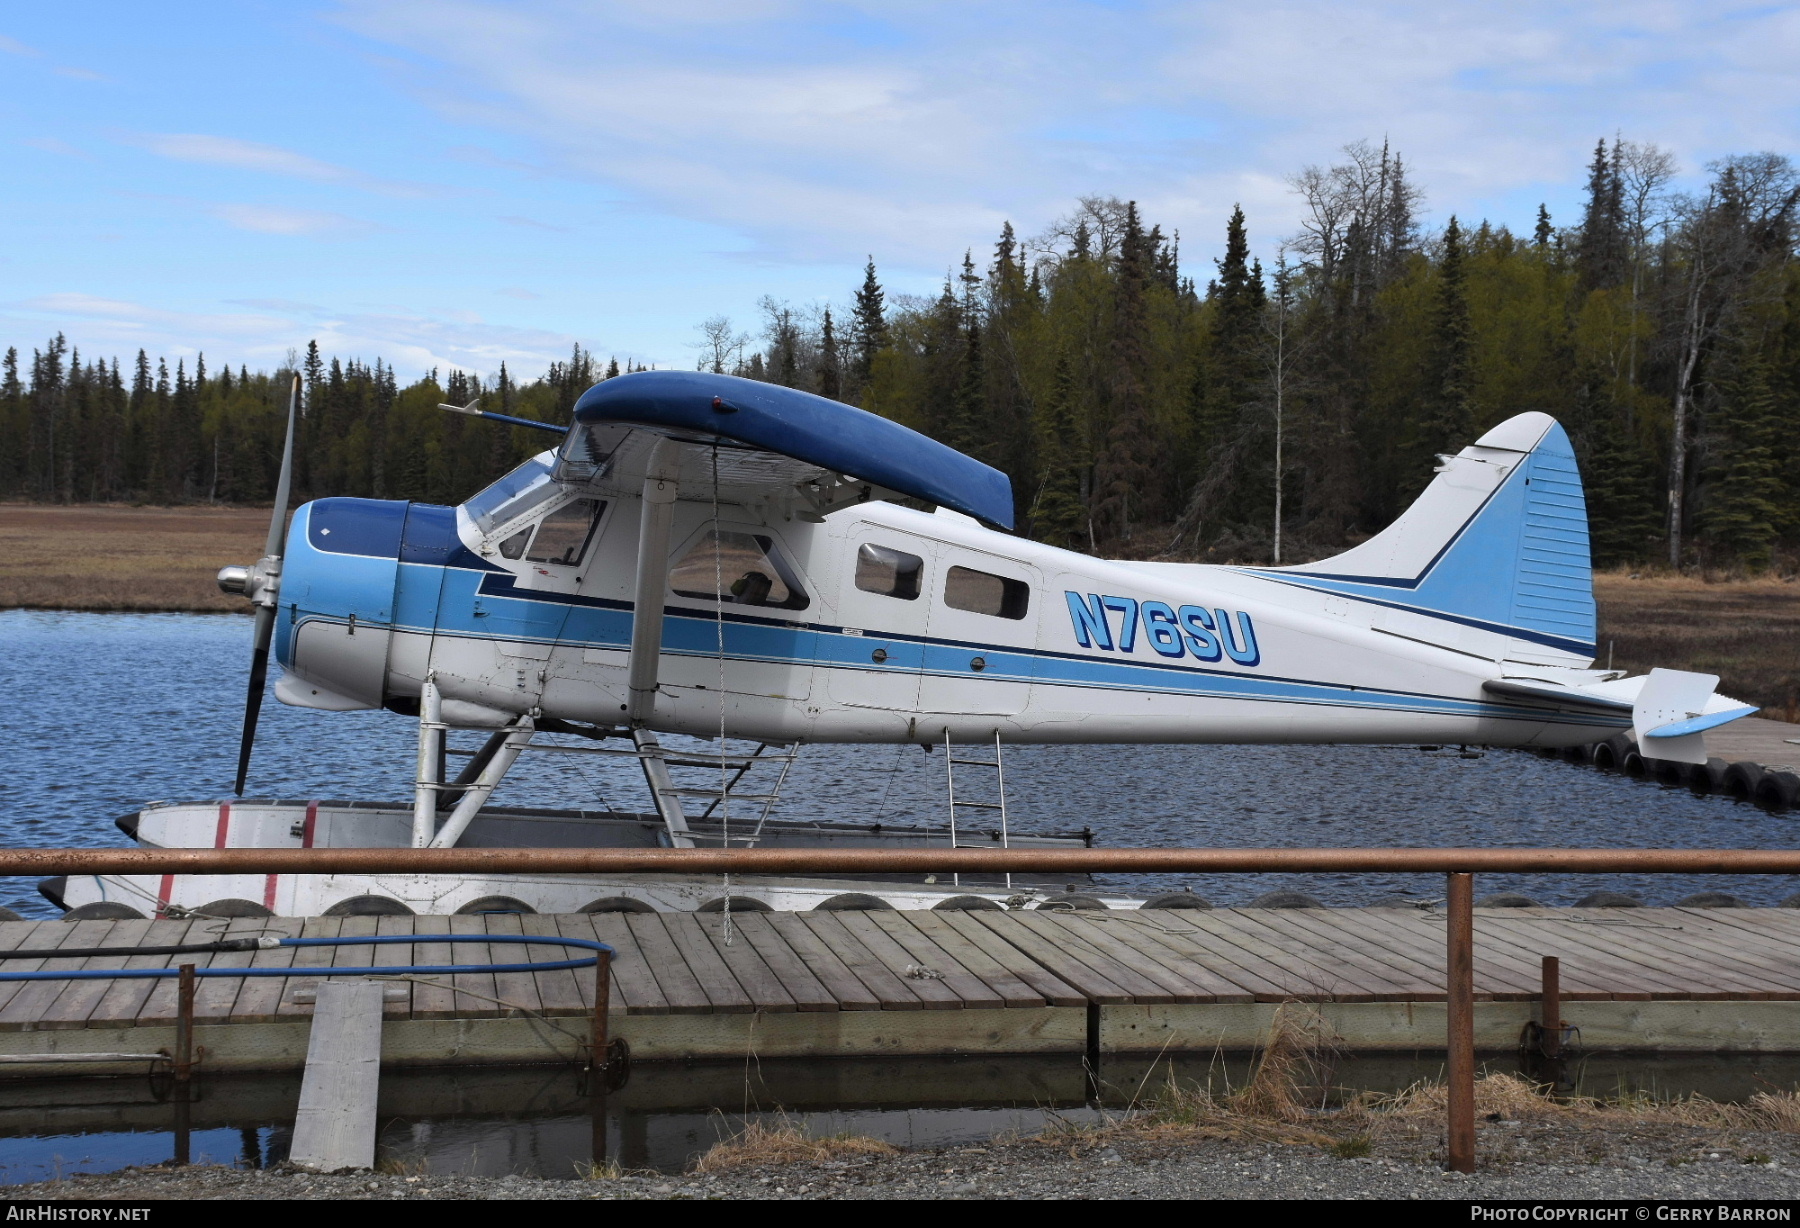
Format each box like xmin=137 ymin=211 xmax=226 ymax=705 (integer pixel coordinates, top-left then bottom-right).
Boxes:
xmin=1709 ymin=715 xmax=1800 ymax=771
xmin=4 ymin=906 xmax=1800 ymax=1067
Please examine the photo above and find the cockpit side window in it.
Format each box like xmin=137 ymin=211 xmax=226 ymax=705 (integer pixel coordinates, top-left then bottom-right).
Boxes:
xmin=527 ymin=498 xmax=605 ymax=566
xmin=670 ymin=530 xmax=811 ymax=610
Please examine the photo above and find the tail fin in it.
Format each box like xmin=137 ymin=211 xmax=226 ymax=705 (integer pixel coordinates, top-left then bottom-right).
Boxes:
xmin=1255 ymin=412 xmax=1596 ymax=662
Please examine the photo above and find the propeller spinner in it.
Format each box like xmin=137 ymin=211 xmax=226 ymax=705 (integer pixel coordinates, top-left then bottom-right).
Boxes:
xmin=217 ymin=371 xmax=301 ymax=795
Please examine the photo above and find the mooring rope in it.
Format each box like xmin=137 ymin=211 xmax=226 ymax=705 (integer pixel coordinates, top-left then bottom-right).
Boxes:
xmin=711 ymin=442 xmax=733 ymax=943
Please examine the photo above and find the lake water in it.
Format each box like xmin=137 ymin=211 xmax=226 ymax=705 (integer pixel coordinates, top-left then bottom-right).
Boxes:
xmin=3 ymin=609 xmax=1797 ymax=915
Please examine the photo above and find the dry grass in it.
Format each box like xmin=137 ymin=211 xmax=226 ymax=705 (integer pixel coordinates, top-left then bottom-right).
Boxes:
xmin=0 ymin=503 xmax=268 ymax=612
xmin=1594 ymin=569 xmax=1800 ymax=715
xmin=1085 ymin=1006 xmax=1800 ymax=1153
xmin=691 ymin=1120 xmax=899 ymax=1172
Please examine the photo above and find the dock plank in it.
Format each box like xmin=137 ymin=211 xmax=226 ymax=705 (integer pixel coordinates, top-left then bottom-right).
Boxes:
xmin=89 ymin=920 xmax=203 ymax=1027
xmin=1002 ymin=913 xmax=1183 ymax=1004
xmin=653 ymin=913 xmax=760 ymax=1014
xmin=861 ymin=912 xmax=1010 ymax=1009
xmin=407 ymin=917 xmax=460 ymax=1019
xmin=444 ymin=913 xmax=499 ymax=1017
xmin=690 ymin=913 xmax=812 ymax=1012
xmin=0 ymin=921 xmax=67 ymax=1023
xmin=1473 ymin=911 xmax=1712 ymax=1000
xmin=274 ymin=917 xmax=345 ymax=1021
xmin=623 ymin=915 xmax=716 ymax=1014
xmin=962 ymin=912 xmax=1138 ymax=1005
xmin=929 ymin=911 xmax=1088 ymax=1007
xmin=0 ymin=921 xmax=124 ymax=1028
xmin=577 ymin=914 xmax=670 ymax=1015
xmin=1043 ymin=914 xmax=1237 ymax=1004
xmin=1248 ymin=908 xmax=1451 ymax=997
xmin=39 ymin=919 xmax=155 ymax=1030
xmin=191 ymin=917 xmax=269 ymax=1023
xmin=1109 ymin=913 xmax=1323 ymax=1000
xmin=824 ymin=911 xmax=971 ymax=1009
xmin=231 ymin=917 xmax=307 ymax=1023
xmin=705 ymin=914 xmax=838 ymax=1013
xmin=893 ymin=912 xmax=1053 ymax=1008
xmin=1158 ymin=911 xmax=1376 ymax=1001
xmin=482 ymin=913 xmax=544 ymax=1018
xmin=1071 ymin=915 xmax=1259 ymax=1003
xmin=518 ymin=913 xmax=586 ymax=1017
xmin=796 ymin=912 xmax=951 ymax=1009
xmin=764 ymin=914 xmax=886 ymax=1011
xmin=1530 ymin=910 xmax=1800 ymax=999
xmin=1337 ymin=909 xmax=1541 ymax=999
xmin=288 ymin=979 xmax=384 ymax=1172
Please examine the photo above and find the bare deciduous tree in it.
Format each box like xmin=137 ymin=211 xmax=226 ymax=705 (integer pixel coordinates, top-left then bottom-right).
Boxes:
xmin=693 ymin=315 xmax=748 ymax=375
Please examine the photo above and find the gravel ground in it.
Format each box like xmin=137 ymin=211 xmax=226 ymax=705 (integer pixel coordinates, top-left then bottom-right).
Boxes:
xmin=9 ymin=1120 xmax=1800 ymax=1201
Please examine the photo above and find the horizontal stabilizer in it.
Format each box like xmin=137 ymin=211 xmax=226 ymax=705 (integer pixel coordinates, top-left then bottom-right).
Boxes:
xmin=1631 ymin=667 xmax=1750 ymax=765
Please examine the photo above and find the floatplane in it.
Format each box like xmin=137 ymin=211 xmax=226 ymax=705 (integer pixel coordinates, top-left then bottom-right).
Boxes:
xmin=45 ymin=371 xmax=1755 ymax=921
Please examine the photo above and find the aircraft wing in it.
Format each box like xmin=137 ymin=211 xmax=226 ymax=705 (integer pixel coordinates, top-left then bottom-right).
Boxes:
xmin=567 ymin=371 xmax=1015 ymax=529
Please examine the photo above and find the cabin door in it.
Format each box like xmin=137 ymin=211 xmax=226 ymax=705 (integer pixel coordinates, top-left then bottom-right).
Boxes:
xmin=917 ymin=547 xmax=1040 ymax=717
xmin=825 ymin=524 xmax=934 ymax=711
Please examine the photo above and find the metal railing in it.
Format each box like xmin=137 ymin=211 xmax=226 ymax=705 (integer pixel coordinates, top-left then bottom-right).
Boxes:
xmin=10 ymin=844 xmax=1800 ymax=1174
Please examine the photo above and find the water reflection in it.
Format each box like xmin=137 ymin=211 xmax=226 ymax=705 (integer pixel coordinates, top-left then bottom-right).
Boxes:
xmin=4 ymin=1052 xmax=1800 ymax=1184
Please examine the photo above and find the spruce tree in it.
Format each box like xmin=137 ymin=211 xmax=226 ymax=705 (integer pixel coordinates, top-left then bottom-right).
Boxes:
xmin=1577 ymin=139 xmax=1627 ymax=290
xmin=1420 ymin=216 xmax=1474 ymax=466
xmin=818 ymin=307 xmax=842 ymax=401
xmin=1534 ymin=204 xmax=1553 ymax=249
xmin=1033 ymin=352 xmax=1086 ymax=546
xmin=1573 ymin=373 xmax=1661 ymax=567
xmin=850 ymin=258 xmax=887 ymax=391
xmin=1703 ymin=353 xmax=1784 ymax=569
xmin=1095 ymin=202 xmax=1155 ymax=539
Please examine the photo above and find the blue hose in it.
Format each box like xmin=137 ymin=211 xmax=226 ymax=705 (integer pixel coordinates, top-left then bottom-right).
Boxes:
xmin=0 ymin=933 xmax=614 ymax=982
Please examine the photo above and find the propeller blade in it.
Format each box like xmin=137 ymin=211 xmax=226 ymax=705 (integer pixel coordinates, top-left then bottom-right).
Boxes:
xmin=235 ymin=372 xmax=302 ymax=796
xmin=235 ymin=604 xmax=275 ymax=795
xmin=265 ymin=372 xmax=300 ymax=560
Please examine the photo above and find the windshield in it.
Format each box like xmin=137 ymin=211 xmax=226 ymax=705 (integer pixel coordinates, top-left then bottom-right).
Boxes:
xmin=462 ymin=455 xmax=561 ymax=535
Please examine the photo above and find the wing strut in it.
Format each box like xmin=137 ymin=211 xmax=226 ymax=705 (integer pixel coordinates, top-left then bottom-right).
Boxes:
xmin=621 ymin=438 xmax=695 ymax=848
xmin=626 ymin=438 xmax=680 ymax=726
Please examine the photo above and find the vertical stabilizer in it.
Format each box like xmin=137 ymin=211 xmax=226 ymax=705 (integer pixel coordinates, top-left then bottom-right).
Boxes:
xmin=1250 ymin=413 xmax=1596 ymax=661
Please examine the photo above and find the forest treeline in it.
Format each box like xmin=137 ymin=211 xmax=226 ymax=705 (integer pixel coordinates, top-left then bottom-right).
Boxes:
xmin=4 ymin=136 xmax=1798 ymax=571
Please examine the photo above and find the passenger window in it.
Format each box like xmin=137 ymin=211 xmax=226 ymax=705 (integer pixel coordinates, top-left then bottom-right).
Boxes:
xmin=526 ymin=499 xmax=604 ymax=566
xmin=944 ymin=565 xmax=1030 ymax=620
xmin=855 ymin=543 xmax=923 ymax=600
xmin=670 ymin=530 xmax=810 ymax=610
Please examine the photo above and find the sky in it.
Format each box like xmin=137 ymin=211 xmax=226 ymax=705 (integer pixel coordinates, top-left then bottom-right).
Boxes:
xmin=3 ymin=0 xmax=1798 ymax=382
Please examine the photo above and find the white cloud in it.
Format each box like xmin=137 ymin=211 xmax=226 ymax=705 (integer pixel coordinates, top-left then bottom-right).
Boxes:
xmin=332 ymin=0 xmax=1800 ymax=270
xmin=139 ymin=132 xmax=434 ymax=197
xmin=7 ymin=292 xmax=585 ymax=380
xmin=209 ymin=203 xmax=375 ymax=237
xmin=0 ymin=34 xmax=39 ymax=57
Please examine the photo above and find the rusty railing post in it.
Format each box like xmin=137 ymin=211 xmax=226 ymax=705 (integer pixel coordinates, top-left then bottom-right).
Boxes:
xmin=590 ymin=947 xmax=611 ymax=1075
xmin=174 ymin=963 xmax=196 ymax=1084
xmin=1445 ymin=872 xmax=1475 ymax=1174
xmin=1541 ymin=956 xmax=1562 ymax=1058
